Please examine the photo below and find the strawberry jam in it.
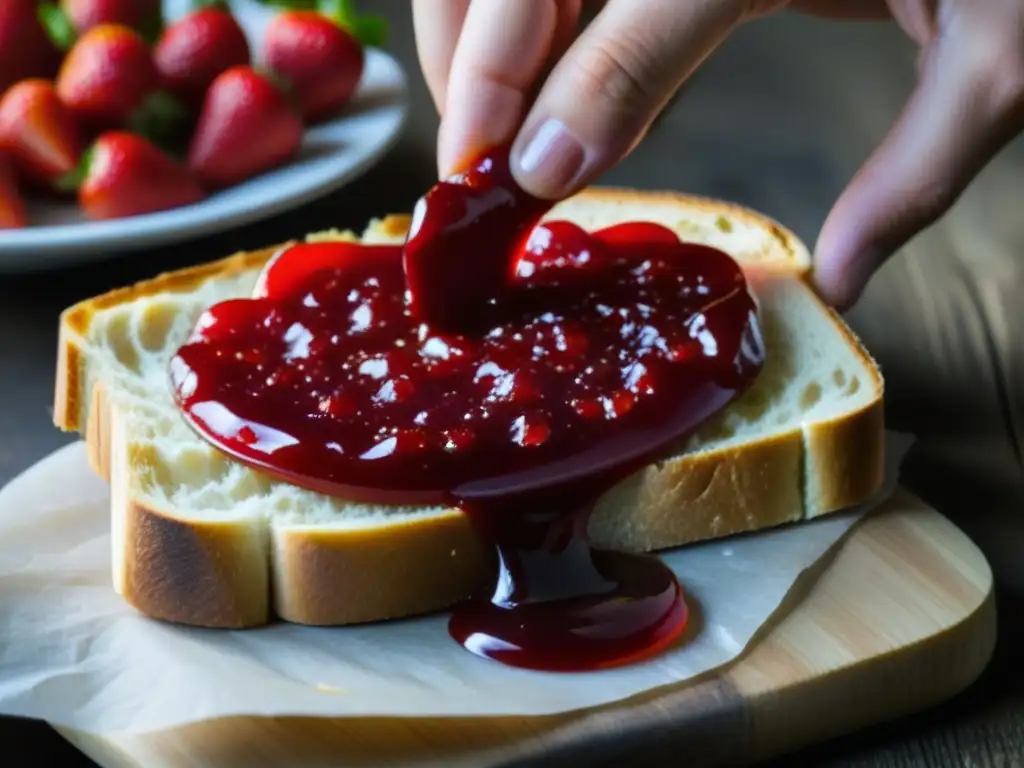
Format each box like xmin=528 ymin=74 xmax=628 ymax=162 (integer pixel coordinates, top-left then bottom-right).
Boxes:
xmin=403 ymin=143 xmax=551 ymax=333
xmin=171 ymin=147 xmax=765 ymax=672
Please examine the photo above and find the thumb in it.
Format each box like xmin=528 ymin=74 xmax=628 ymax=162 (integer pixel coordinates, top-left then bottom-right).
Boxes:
xmin=813 ymin=25 xmax=1024 ymax=309
xmin=509 ymin=0 xmax=745 ymax=200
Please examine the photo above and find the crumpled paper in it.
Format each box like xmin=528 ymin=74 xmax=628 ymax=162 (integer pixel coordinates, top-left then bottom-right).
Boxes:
xmin=0 ymin=433 xmax=912 ymax=735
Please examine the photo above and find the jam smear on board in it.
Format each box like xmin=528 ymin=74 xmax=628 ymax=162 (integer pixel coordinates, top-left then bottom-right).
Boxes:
xmin=171 ymin=147 xmax=765 ymax=672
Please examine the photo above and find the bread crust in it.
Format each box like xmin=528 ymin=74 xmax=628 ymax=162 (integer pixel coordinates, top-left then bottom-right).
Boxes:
xmin=273 ymin=512 xmax=491 ymax=625
xmin=120 ymin=499 xmax=271 ymax=628
xmin=53 ymin=188 xmax=881 ymax=629
xmin=794 ymin=289 xmax=886 ymax=517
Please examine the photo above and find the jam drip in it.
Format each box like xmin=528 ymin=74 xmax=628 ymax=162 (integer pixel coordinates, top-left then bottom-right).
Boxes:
xmin=171 ymin=147 xmax=764 ymax=672
xmin=451 ymin=495 xmax=688 ymax=672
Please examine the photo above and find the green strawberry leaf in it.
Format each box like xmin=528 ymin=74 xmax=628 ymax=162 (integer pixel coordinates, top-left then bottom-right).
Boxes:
xmin=190 ymin=0 xmax=232 ymax=11
xmin=248 ymin=0 xmax=389 ymax=46
xmin=319 ymin=0 xmax=389 ymax=47
xmin=349 ymin=13 xmax=388 ymax=47
xmin=251 ymin=0 xmax=319 ymax=9
xmin=138 ymin=8 xmax=166 ymax=46
xmin=55 ymin=147 xmax=94 ymax=195
xmin=128 ymin=92 xmax=194 ymax=154
xmin=36 ymin=2 xmax=77 ymax=52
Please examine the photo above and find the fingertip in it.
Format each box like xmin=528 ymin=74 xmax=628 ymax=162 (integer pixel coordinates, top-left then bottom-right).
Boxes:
xmin=811 ymin=225 xmax=886 ymax=312
xmin=437 ymin=76 xmax=527 ymax=180
xmin=437 ymin=0 xmax=563 ymax=183
xmin=809 ymin=262 xmax=864 ymax=313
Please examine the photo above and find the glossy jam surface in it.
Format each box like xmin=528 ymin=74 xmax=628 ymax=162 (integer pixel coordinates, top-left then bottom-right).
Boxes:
xmin=171 ymin=148 xmax=764 ymax=672
xmin=402 ymin=144 xmax=552 ymax=333
xmin=450 ymin=500 xmax=689 ymax=672
xmin=172 ymin=227 xmax=760 ymax=505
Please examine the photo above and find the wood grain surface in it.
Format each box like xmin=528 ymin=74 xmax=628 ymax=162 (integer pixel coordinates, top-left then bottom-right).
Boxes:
xmin=54 ymin=490 xmax=997 ymax=768
xmin=1 ymin=4 xmax=1023 ymax=766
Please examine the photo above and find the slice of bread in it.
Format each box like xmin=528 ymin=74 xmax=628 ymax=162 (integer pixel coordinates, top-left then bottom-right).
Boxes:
xmin=53 ymin=188 xmax=885 ymax=629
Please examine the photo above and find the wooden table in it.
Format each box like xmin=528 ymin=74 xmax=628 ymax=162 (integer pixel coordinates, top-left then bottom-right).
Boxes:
xmin=1 ymin=6 xmax=1022 ymax=766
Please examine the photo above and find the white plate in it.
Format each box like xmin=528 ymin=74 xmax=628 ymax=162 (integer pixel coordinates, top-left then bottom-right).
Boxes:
xmin=0 ymin=0 xmax=409 ymax=270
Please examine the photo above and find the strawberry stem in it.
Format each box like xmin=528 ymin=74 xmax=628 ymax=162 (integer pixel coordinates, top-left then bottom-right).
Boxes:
xmin=55 ymin=147 xmax=94 ymax=195
xmin=254 ymin=67 xmax=304 ymax=119
xmin=138 ymin=7 xmax=166 ymax=46
xmin=190 ymin=0 xmax=231 ymax=11
xmin=36 ymin=2 xmax=77 ymax=51
xmin=320 ymin=0 xmax=389 ymax=47
xmin=257 ymin=66 xmax=292 ymax=95
xmin=253 ymin=1 xmax=319 ymax=9
xmin=128 ymin=92 xmax=193 ymax=152
xmin=248 ymin=0 xmax=389 ymax=45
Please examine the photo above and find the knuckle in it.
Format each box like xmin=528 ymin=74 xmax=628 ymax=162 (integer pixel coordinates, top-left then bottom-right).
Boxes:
xmin=993 ymin=59 xmax=1024 ymax=119
xmin=569 ymin=37 xmax=661 ymax=113
xmin=976 ymin=51 xmax=1024 ymax=119
xmin=903 ymin=177 xmax=959 ymax=228
xmin=466 ymin=60 xmax=530 ymax=95
xmin=950 ymin=21 xmax=1024 ymax=119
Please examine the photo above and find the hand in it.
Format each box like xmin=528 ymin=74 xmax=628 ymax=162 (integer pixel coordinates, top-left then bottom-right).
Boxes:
xmin=413 ymin=0 xmax=1024 ymax=309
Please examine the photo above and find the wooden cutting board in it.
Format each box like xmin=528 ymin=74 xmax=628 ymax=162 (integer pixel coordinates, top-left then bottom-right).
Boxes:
xmin=56 ymin=488 xmax=995 ymax=767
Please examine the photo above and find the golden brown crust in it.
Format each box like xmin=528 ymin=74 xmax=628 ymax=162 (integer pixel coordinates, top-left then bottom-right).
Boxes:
xmin=797 ymin=285 xmax=886 ymax=517
xmin=85 ymin=382 xmax=111 ymax=483
xmin=272 ymin=512 xmax=491 ymax=625
xmin=54 ymin=187 xmax=880 ymax=629
xmin=804 ymin=400 xmax=886 ymax=517
xmin=376 ymin=213 xmax=413 ymax=239
xmin=120 ymin=499 xmax=270 ymax=629
xmin=53 ymin=321 xmax=82 ymax=433
xmin=105 ymin=398 xmax=269 ymax=629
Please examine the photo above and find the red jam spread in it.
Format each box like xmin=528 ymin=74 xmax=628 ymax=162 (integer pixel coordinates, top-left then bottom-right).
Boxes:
xmin=171 ymin=147 xmax=765 ymax=672
xmin=403 ymin=145 xmax=551 ymax=334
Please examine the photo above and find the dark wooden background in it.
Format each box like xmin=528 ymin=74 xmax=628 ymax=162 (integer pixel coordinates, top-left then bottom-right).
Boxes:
xmin=1 ymin=4 xmax=1022 ymax=765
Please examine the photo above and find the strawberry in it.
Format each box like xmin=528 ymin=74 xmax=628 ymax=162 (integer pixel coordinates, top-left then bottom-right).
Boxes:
xmin=0 ymin=79 xmax=83 ymax=189
xmin=58 ymin=0 xmax=163 ymax=41
xmin=188 ymin=66 xmax=304 ymax=189
xmin=0 ymin=1 xmax=63 ymax=97
xmin=56 ymin=24 xmax=161 ymax=132
xmin=263 ymin=0 xmax=388 ymax=123
xmin=154 ymin=5 xmax=251 ymax=107
xmin=61 ymin=131 xmax=205 ymax=220
xmin=0 ymin=158 xmax=29 ymax=229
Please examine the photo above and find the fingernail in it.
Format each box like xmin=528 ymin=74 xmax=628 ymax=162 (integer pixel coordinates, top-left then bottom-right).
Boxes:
xmin=512 ymin=118 xmax=586 ymax=199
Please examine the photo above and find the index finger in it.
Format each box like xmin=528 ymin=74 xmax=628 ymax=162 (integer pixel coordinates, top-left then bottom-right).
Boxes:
xmin=438 ymin=0 xmax=562 ymax=177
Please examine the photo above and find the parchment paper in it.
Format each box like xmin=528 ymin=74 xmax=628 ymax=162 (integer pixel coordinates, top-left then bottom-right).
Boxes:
xmin=0 ymin=433 xmax=911 ymax=735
